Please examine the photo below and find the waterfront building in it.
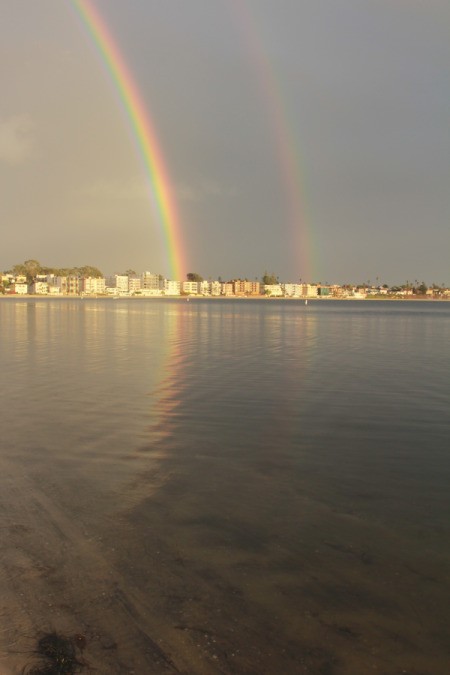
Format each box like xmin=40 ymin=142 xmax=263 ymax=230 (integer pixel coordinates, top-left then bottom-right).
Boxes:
xmin=233 ymin=280 xmax=261 ymax=296
xmin=283 ymin=284 xmax=302 ymax=298
xmin=301 ymin=284 xmax=319 ymax=298
xmin=263 ymin=284 xmax=283 ymax=297
xmin=210 ymin=281 xmax=222 ymax=296
xmin=104 ymin=275 xmax=129 ymax=295
xmin=182 ymin=281 xmax=199 ymax=295
xmin=54 ymin=276 xmax=81 ymax=295
xmin=30 ymin=281 xmax=49 ymax=295
xmin=222 ymin=282 xmax=234 ymax=296
xmin=82 ymin=277 xmax=106 ymax=295
xmin=115 ymin=275 xmax=129 ymax=295
xmin=52 ymin=276 xmax=66 ymax=293
xmin=128 ymin=277 xmax=142 ymax=294
xmin=164 ymin=280 xmax=181 ymax=295
xmin=198 ymin=280 xmax=211 ymax=295
xmin=67 ymin=276 xmax=81 ymax=295
xmin=142 ymin=272 xmax=162 ymax=291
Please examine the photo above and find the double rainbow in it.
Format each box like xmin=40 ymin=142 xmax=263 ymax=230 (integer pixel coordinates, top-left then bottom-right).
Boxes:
xmin=71 ymin=0 xmax=186 ymax=281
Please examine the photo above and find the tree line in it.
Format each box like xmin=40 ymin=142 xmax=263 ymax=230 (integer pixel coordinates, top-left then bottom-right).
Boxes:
xmin=7 ymin=260 xmax=103 ymax=284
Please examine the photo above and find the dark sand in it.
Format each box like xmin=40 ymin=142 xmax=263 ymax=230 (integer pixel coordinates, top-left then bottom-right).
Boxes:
xmin=1 ymin=446 xmax=449 ymax=675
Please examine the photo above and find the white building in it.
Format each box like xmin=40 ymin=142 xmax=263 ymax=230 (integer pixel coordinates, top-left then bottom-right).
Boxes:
xmin=222 ymin=283 xmax=234 ymax=296
xmin=301 ymin=284 xmax=319 ymax=298
xmin=115 ymin=275 xmax=129 ymax=295
xmin=104 ymin=275 xmax=129 ymax=295
xmin=164 ymin=280 xmax=181 ymax=295
xmin=198 ymin=280 xmax=211 ymax=295
xmin=263 ymin=284 xmax=283 ymax=297
xmin=182 ymin=281 xmax=199 ymax=295
xmin=142 ymin=272 xmax=162 ymax=291
xmin=82 ymin=277 xmax=106 ymax=295
xmin=283 ymin=284 xmax=302 ymax=298
xmin=128 ymin=277 xmax=142 ymax=294
xmin=30 ymin=281 xmax=49 ymax=295
xmin=210 ymin=281 xmax=222 ymax=296
xmin=52 ymin=276 xmax=68 ymax=293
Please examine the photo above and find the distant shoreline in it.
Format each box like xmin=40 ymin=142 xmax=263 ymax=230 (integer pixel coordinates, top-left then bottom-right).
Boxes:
xmin=1 ymin=294 xmax=448 ymax=302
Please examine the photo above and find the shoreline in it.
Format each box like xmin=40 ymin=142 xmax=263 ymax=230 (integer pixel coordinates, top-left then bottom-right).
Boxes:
xmin=0 ymin=294 xmax=448 ymax=302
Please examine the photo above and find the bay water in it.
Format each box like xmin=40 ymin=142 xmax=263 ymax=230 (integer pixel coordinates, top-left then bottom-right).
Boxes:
xmin=0 ymin=298 xmax=449 ymax=674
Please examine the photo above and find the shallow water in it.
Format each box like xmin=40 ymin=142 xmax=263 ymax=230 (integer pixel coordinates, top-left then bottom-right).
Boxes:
xmin=0 ymin=298 xmax=449 ymax=674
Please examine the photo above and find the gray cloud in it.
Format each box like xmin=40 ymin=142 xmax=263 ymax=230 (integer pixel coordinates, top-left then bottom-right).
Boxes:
xmin=0 ymin=1 xmax=449 ymax=284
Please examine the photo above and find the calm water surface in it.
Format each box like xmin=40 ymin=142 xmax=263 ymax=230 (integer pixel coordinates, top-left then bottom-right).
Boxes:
xmin=0 ymin=298 xmax=449 ymax=674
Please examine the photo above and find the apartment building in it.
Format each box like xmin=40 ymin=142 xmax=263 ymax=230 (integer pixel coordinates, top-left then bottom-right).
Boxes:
xmin=115 ymin=275 xmax=129 ymax=294
xmin=198 ymin=280 xmax=210 ymax=295
xmin=283 ymin=284 xmax=302 ymax=298
xmin=82 ymin=277 xmax=106 ymax=294
xmin=142 ymin=272 xmax=162 ymax=291
xmin=263 ymin=284 xmax=283 ymax=297
xmin=210 ymin=281 xmax=222 ymax=296
xmin=233 ymin=280 xmax=261 ymax=296
xmin=182 ymin=281 xmax=199 ymax=295
xmin=301 ymin=284 xmax=319 ymax=298
xmin=222 ymin=283 xmax=234 ymax=296
xmin=164 ymin=280 xmax=181 ymax=295
xmin=30 ymin=281 xmax=49 ymax=295
xmin=128 ymin=277 xmax=141 ymax=294
xmin=53 ymin=276 xmax=81 ymax=295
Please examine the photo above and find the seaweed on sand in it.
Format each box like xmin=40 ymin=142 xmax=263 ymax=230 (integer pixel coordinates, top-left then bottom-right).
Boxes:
xmin=24 ymin=632 xmax=85 ymax=674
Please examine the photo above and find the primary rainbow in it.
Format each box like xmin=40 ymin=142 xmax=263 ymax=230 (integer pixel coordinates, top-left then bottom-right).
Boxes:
xmin=71 ymin=0 xmax=186 ymax=280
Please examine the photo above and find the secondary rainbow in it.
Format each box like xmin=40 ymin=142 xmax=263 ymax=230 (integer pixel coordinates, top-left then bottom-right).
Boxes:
xmin=228 ymin=1 xmax=314 ymax=282
xmin=71 ymin=0 xmax=185 ymax=280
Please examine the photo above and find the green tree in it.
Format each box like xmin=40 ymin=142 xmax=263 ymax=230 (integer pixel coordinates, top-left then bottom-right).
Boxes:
xmin=73 ymin=266 xmax=103 ymax=278
xmin=12 ymin=259 xmax=42 ymax=283
xmin=262 ymin=272 xmax=278 ymax=285
xmin=417 ymin=282 xmax=427 ymax=295
xmin=12 ymin=263 xmax=27 ymax=277
xmin=24 ymin=259 xmax=42 ymax=278
xmin=186 ymin=272 xmax=203 ymax=282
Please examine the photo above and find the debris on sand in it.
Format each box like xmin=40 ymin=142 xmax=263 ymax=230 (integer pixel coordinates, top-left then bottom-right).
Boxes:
xmin=25 ymin=632 xmax=85 ymax=674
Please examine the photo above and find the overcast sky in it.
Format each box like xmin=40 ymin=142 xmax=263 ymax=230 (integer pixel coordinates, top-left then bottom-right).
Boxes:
xmin=1 ymin=0 xmax=449 ymax=284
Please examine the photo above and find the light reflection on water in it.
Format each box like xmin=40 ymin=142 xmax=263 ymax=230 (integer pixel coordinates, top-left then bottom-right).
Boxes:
xmin=0 ymin=297 xmax=449 ymax=674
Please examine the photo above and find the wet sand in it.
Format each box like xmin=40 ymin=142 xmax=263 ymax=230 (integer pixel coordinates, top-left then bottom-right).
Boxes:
xmin=1 ymin=446 xmax=449 ymax=675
